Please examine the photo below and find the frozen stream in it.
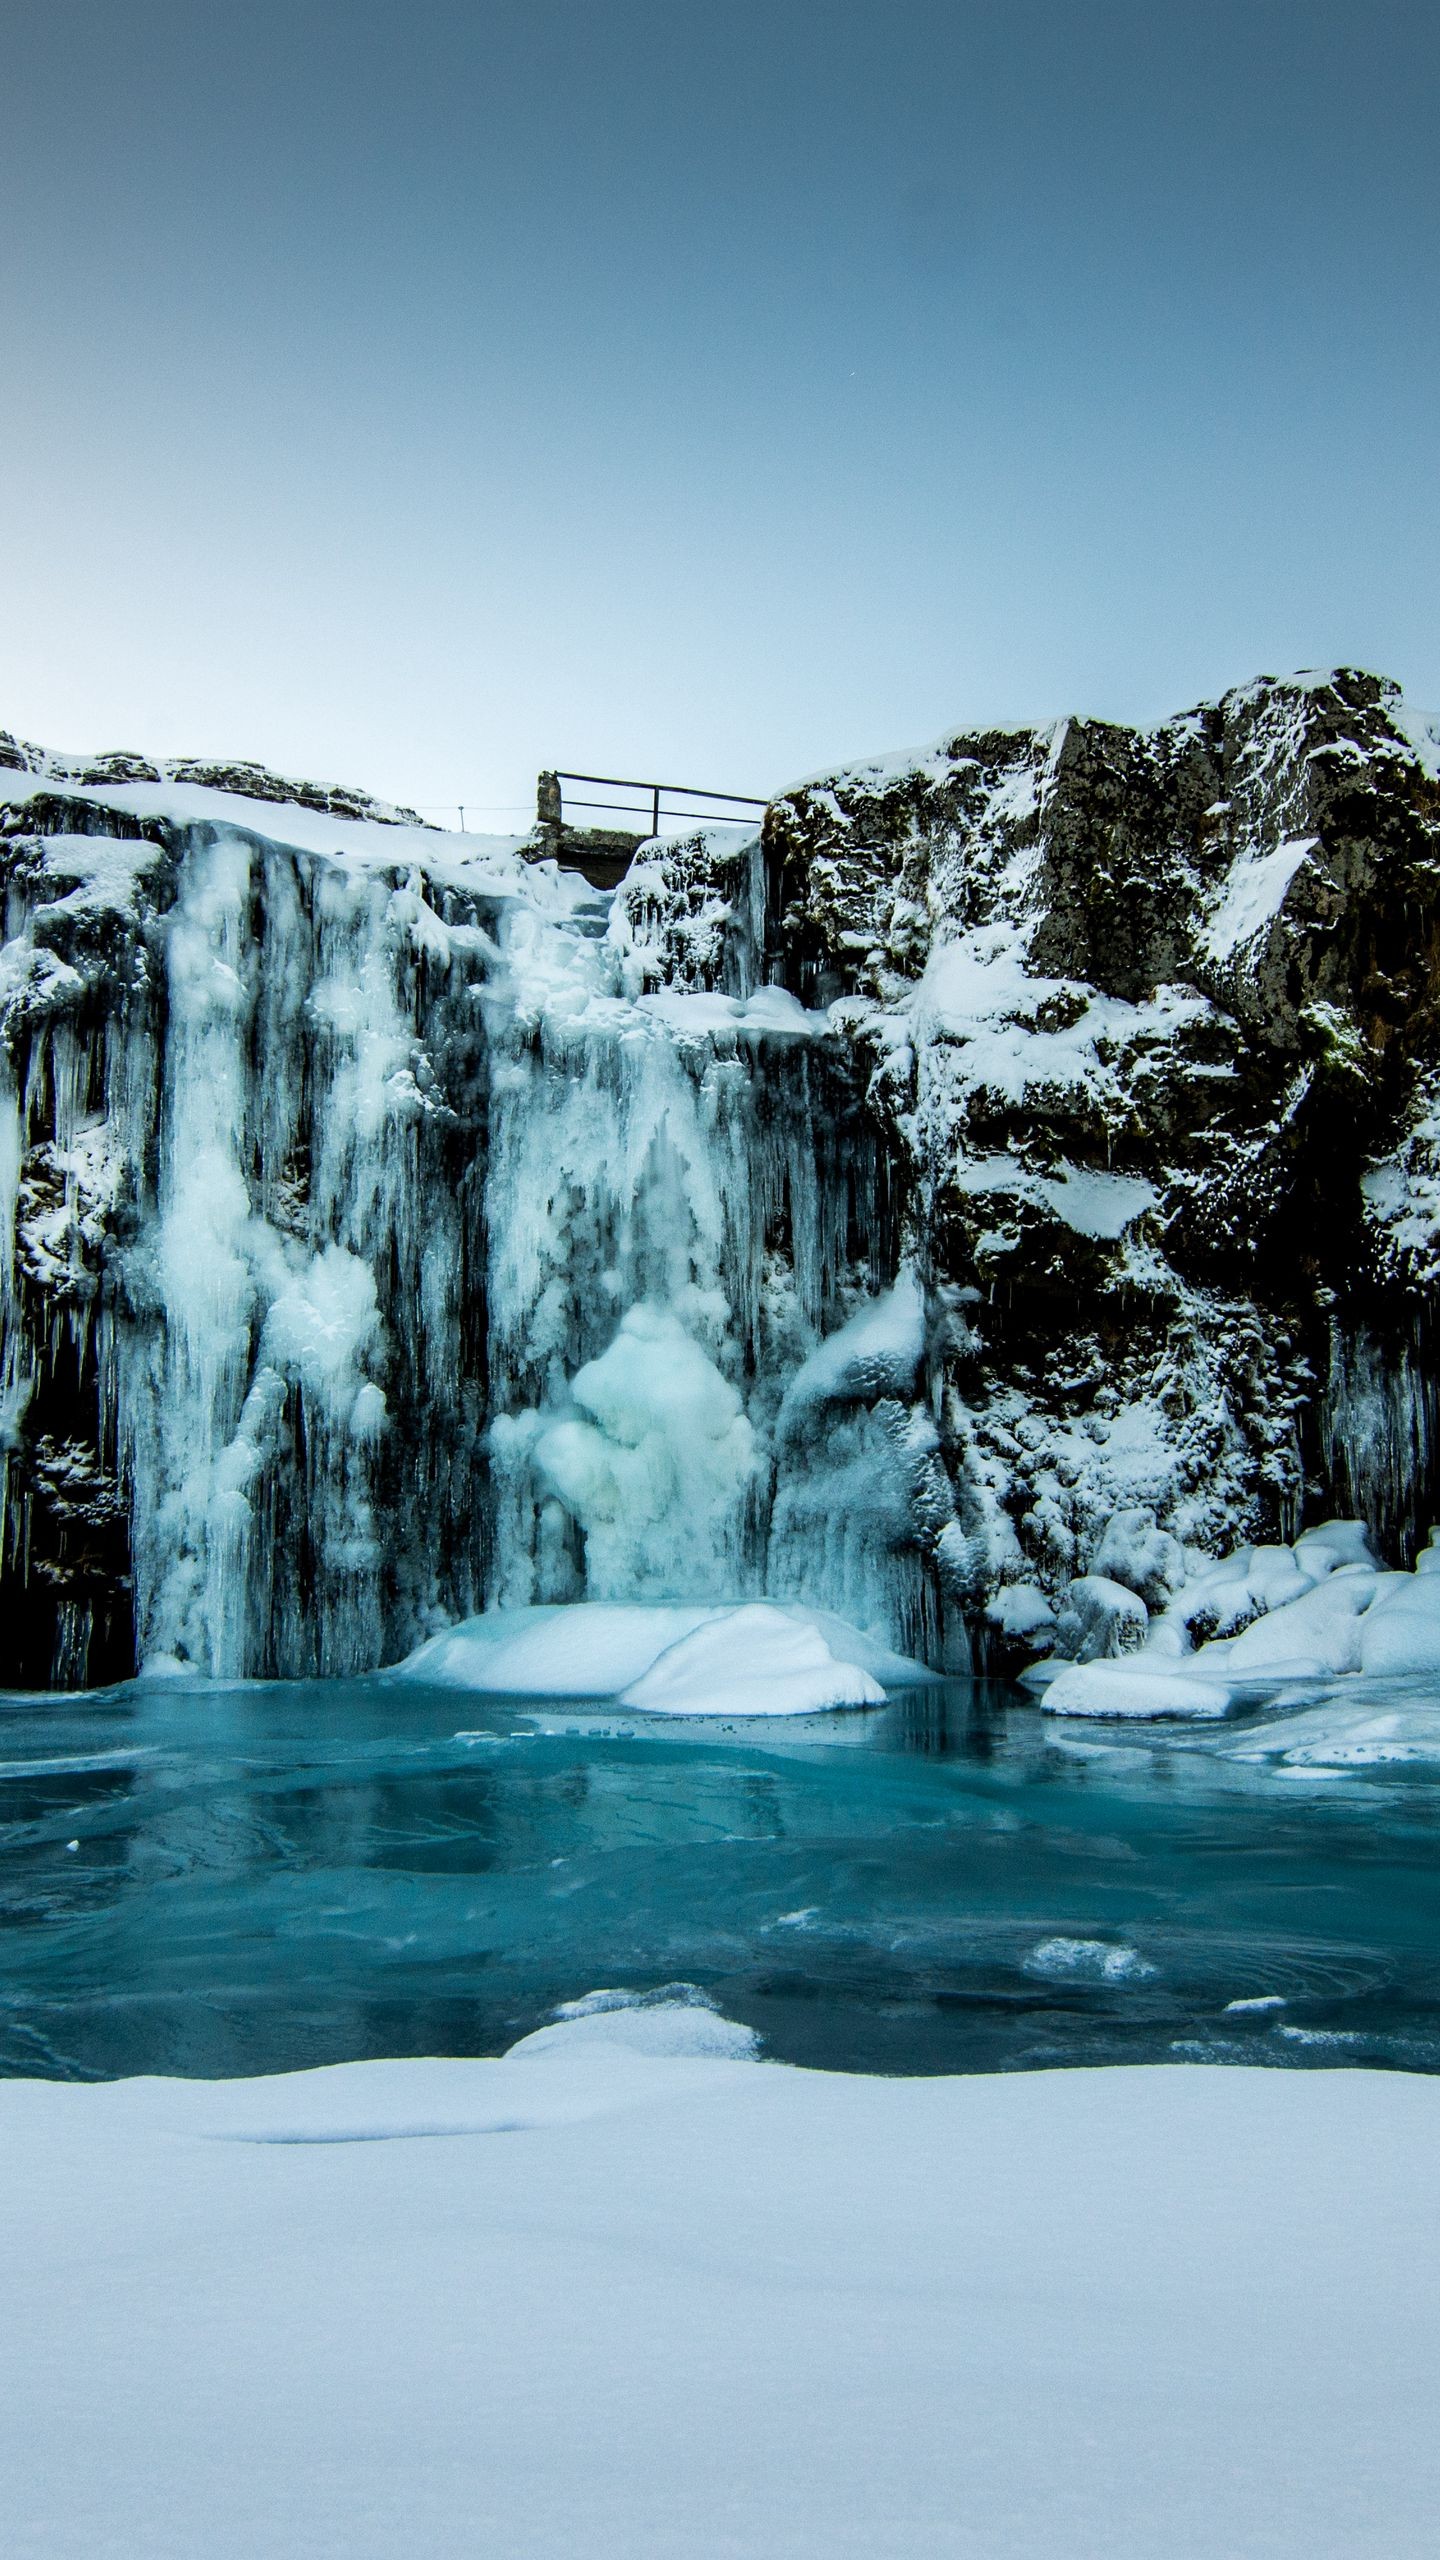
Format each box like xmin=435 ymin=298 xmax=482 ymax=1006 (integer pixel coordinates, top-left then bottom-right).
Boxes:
xmin=3 ymin=1673 xmax=1438 ymax=2082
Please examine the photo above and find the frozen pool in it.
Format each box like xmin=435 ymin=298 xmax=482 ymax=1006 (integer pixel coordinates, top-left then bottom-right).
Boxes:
xmin=2 ymin=1671 xmax=1438 ymax=2081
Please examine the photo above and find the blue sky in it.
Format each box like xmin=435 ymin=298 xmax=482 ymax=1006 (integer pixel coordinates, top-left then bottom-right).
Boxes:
xmin=3 ymin=0 xmax=1436 ymax=821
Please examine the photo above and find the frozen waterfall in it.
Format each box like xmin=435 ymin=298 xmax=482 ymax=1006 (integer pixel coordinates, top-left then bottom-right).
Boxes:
xmin=0 ymin=799 xmax=940 ymax=1685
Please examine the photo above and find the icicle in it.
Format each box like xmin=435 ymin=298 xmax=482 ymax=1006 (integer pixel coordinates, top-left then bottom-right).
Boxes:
xmin=0 ymin=1060 xmax=29 ymax=1562
xmin=1322 ymin=1322 xmax=1438 ymax=1563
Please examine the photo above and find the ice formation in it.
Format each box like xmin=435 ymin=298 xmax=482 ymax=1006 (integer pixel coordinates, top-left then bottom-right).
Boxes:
xmin=0 ymin=747 xmax=910 ymax=1682
xmin=3 ymin=666 xmax=1440 ymax=1689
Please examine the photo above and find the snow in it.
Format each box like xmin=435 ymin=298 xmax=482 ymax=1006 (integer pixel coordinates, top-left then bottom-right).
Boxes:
xmin=1204 ymin=1564 xmax=1384 ymax=1676
xmin=911 ymin=929 xmax=1195 ymax=1132
xmin=1200 ymin=838 xmax=1315 ymax=960
xmin=393 ymin=1599 xmax=925 ymax=1712
xmin=778 ymin=1268 xmax=925 ymax=1416
xmin=1390 ymin=692 xmax=1440 ymax=778
xmin=617 ymin=1603 xmax=884 ymax=1715
xmin=1362 ymin=1074 xmax=1440 ymax=1280
xmin=637 ymin=983 xmax=826 ymax=1037
xmin=393 ymin=1600 xmax=714 ymax=1694
xmin=0 ymin=762 xmax=545 ymax=899
xmin=1292 ymin=1518 xmax=1377 ymax=1574
xmin=1053 ymin=1571 xmax=1149 ymax=1660
xmin=985 ymin=1578 xmax=1056 ymax=1641
xmin=1357 ymin=1570 xmax=1440 ymax=1674
xmin=33 ymin=832 xmax=165 ymax=915
xmin=3 ymin=2019 xmax=1437 ymax=2560
xmin=951 ymin=1150 xmax=1156 ymax=1238
xmin=1041 ymin=1515 xmax=1440 ymax=1737
xmin=1092 ymin=1506 xmax=1184 ymax=1605
xmin=1042 ymin=1659 xmax=1237 ymax=1719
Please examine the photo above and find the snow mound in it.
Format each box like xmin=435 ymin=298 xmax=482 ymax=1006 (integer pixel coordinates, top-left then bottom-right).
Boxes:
xmin=1044 ymin=1518 xmax=1440 ymax=1722
xmin=619 ymin=1604 xmax=883 ymax=1715
xmin=1042 ymin=1660 xmax=1236 ymax=1720
xmin=392 ymin=1600 xmax=922 ymax=1714
xmin=507 ymin=1987 xmax=761 ymax=2062
xmin=1357 ymin=1573 xmax=1440 ymax=1675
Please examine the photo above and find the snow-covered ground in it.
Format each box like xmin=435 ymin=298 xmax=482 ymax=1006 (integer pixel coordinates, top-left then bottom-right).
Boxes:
xmin=3 ymin=1998 xmax=1435 ymax=2560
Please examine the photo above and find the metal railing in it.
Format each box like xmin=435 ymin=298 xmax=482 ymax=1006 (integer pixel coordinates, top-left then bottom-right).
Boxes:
xmin=549 ymin=771 xmax=768 ymax=837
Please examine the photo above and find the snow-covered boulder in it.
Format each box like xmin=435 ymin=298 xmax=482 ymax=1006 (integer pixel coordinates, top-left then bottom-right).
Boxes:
xmin=1052 ymin=1574 xmax=1149 ymax=1662
xmin=1091 ymin=1507 xmax=1185 ymax=1609
xmin=1041 ymin=1517 xmax=1440 ymax=1717
xmin=1356 ymin=1572 xmax=1440 ymax=1676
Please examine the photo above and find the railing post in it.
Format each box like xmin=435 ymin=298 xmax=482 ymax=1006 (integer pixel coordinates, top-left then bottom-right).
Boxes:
xmin=652 ymin=783 xmax=661 ymax=838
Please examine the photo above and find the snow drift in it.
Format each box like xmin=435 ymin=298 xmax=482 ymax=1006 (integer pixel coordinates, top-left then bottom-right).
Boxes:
xmin=393 ymin=1599 xmax=930 ymax=1715
xmin=4 ymin=2013 xmax=1438 ymax=2559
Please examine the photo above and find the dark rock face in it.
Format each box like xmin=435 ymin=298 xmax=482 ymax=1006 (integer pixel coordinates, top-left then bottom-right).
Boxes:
xmin=3 ymin=671 xmax=1439 ymax=1688
xmin=745 ymin=669 xmax=1440 ymax=1647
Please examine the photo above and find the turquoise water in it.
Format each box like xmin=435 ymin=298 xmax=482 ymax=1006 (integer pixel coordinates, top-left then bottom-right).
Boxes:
xmin=3 ymin=1674 xmax=1438 ymax=2080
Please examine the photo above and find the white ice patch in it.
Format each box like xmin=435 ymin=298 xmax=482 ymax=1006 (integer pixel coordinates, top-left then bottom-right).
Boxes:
xmin=778 ymin=1268 xmax=925 ymax=1417
xmin=1362 ymin=1072 xmax=1440 ymax=1281
xmin=1225 ymin=1691 xmax=1440 ymax=1769
xmin=952 ymin=1152 xmax=1155 ymax=1237
xmin=261 ymin=1246 xmax=381 ymax=1418
xmin=1390 ymin=692 xmax=1440 ymax=777
xmin=36 ymin=833 xmax=165 ymax=917
xmin=637 ymin=984 xmax=825 ymax=1038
